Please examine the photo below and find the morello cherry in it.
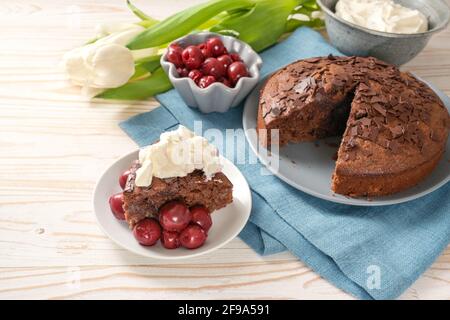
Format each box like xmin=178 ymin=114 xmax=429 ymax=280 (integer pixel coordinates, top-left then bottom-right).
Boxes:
xmin=179 ymin=224 xmax=207 ymax=249
xmin=228 ymin=61 xmax=248 ymax=84
xmin=166 ymin=46 xmax=183 ymax=68
xmin=198 ymin=43 xmax=212 ymax=58
xmin=201 ymin=58 xmax=225 ymax=78
xmin=217 ymin=55 xmax=233 ymax=70
xmin=159 ymin=201 xmax=191 ymax=232
xmin=182 ymin=45 xmax=204 ymax=70
xmin=119 ymin=170 xmax=131 ymax=190
xmin=190 ymin=206 xmax=212 ymax=232
xmin=230 ymin=53 xmax=242 ymax=62
xmin=176 ymin=67 xmax=189 ymax=77
xmin=206 ymin=37 xmax=226 ymax=57
xmin=161 ymin=231 xmax=181 ymax=249
xmin=220 ymin=77 xmax=233 ymax=87
xmin=188 ymin=69 xmax=203 ymax=84
xmin=133 ymin=218 xmax=161 ymax=246
xmin=169 ymin=42 xmax=181 ymax=50
xmin=109 ymin=193 xmax=125 ymax=220
xmin=198 ymin=75 xmax=216 ymax=88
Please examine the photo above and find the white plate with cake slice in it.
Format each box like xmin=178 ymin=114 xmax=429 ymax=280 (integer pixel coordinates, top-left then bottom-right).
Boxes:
xmin=243 ymin=76 xmax=450 ymax=206
xmin=93 ymin=150 xmax=251 ymax=259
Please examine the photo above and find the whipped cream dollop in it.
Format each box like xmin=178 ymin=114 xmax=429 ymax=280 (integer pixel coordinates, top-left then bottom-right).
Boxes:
xmin=135 ymin=126 xmax=222 ymax=187
xmin=335 ymin=0 xmax=428 ymax=34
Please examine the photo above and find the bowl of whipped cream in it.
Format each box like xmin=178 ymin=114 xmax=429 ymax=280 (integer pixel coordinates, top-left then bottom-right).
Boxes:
xmin=317 ymin=0 xmax=450 ymax=65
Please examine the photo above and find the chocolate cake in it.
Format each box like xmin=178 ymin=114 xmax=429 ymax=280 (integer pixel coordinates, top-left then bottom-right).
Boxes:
xmin=258 ymin=55 xmax=449 ymax=197
xmin=123 ymin=161 xmax=233 ymax=227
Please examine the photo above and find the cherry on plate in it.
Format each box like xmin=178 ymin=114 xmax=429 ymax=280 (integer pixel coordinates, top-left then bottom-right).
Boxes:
xmin=182 ymin=45 xmax=204 ymax=70
xmin=161 ymin=230 xmax=181 ymax=249
xmin=201 ymin=57 xmax=226 ymax=78
xmin=133 ymin=218 xmax=161 ymax=246
xmin=190 ymin=205 xmax=212 ymax=232
xmin=198 ymin=75 xmax=216 ymax=88
xmin=179 ymin=224 xmax=207 ymax=249
xmin=159 ymin=201 xmax=192 ymax=232
xmin=166 ymin=46 xmax=183 ymax=68
xmin=217 ymin=55 xmax=233 ymax=70
xmin=206 ymin=37 xmax=226 ymax=57
xmin=119 ymin=170 xmax=131 ymax=190
xmin=109 ymin=193 xmax=125 ymax=220
xmin=228 ymin=61 xmax=248 ymax=84
xmin=188 ymin=69 xmax=203 ymax=84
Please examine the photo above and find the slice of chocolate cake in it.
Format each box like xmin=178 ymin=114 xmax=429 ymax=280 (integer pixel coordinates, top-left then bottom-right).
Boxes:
xmin=123 ymin=162 xmax=233 ymax=227
xmin=122 ymin=125 xmax=233 ymax=227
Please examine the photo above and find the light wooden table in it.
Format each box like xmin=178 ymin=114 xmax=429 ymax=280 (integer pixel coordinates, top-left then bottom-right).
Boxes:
xmin=0 ymin=0 xmax=449 ymax=300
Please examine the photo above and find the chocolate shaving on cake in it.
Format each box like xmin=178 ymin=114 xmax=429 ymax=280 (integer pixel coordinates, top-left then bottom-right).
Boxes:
xmin=390 ymin=125 xmax=404 ymax=139
xmin=271 ymin=106 xmax=281 ymax=116
xmin=372 ymin=103 xmax=387 ymax=117
xmin=293 ymin=79 xmax=310 ymax=93
xmin=361 ymin=128 xmax=371 ymax=139
xmin=345 ymin=137 xmax=357 ymax=150
xmin=350 ymin=126 xmax=359 ymax=137
xmin=306 ymin=57 xmax=321 ymax=63
xmin=371 ymin=95 xmax=388 ymax=104
xmin=372 ymin=116 xmax=384 ymax=128
xmin=368 ymin=127 xmax=379 ymax=142
xmin=279 ymin=80 xmax=295 ymax=92
xmin=355 ymin=109 xmax=368 ymax=119
xmin=358 ymin=82 xmax=370 ymax=92
xmin=360 ymin=118 xmax=372 ymax=127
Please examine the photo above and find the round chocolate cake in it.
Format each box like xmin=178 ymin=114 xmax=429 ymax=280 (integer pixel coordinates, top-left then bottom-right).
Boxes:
xmin=257 ymin=56 xmax=450 ymax=197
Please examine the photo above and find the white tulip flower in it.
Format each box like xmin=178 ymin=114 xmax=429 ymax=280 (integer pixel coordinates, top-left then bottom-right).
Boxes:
xmin=63 ymin=23 xmax=147 ymax=90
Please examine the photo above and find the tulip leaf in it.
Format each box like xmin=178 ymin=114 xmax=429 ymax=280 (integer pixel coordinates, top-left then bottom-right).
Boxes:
xmin=96 ymin=67 xmax=172 ymax=100
xmin=127 ymin=0 xmax=157 ymax=23
xmin=210 ymin=0 xmax=298 ymax=52
xmin=127 ymin=0 xmax=255 ymax=50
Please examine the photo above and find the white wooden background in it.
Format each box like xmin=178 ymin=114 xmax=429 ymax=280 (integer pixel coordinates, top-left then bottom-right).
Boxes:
xmin=0 ymin=0 xmax=449 ymax=300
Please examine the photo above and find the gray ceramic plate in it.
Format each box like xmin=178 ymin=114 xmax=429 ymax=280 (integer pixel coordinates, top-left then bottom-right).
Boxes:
xmin=243 ymin=76 xmax=450 ymax=206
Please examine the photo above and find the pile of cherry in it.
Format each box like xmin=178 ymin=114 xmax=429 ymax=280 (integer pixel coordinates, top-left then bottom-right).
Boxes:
xmin=109 ymin=170 xmax=212 ymax=250
xmin=166 ymin=37 xmax=249 ymax=88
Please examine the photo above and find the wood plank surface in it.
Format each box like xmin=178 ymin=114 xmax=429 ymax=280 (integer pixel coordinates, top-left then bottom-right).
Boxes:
xmin=0 ymin=0 xmax=449 ymax=300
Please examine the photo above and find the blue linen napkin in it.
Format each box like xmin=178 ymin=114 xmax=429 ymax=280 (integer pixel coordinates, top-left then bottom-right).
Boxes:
xmin=120 ymin=27 xmax=450 ymax=299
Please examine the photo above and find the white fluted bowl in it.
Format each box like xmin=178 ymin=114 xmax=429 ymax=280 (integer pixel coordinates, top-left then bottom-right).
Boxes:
xmin=161 ymin=32 xmax=263 ymax=113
